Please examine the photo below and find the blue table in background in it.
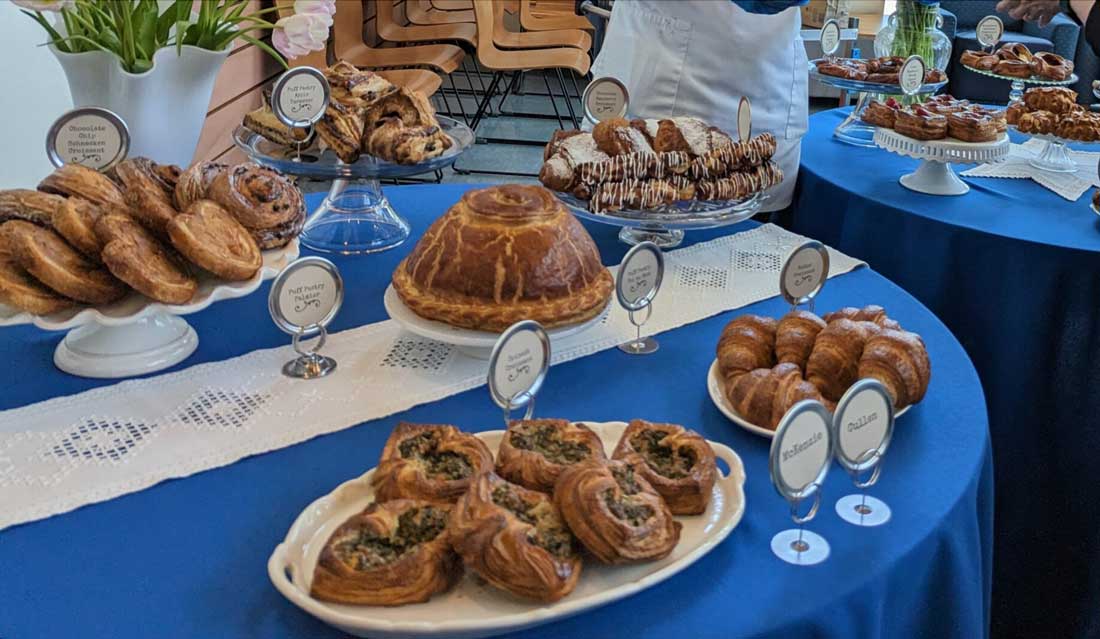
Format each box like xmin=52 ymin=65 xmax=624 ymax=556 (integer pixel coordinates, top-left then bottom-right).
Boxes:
xmin=793 ymin=107 xmax=1100 ymax=639
xmin=0 ymin=185 xmax=991 ymax=639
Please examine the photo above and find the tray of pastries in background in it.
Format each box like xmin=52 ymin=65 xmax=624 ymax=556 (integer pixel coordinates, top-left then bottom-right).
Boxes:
xmin=539 ymin=116 xmax=783 ymax=215
xmin=960 ymin=43 xmax=1075 ymax=82
xmin=1007 ymin=87 xmax=1100 ymax=141
xmin=861 ymin=95 xmax=1008 ymax=142
xmin=811 ymin=56 xmax=947 ymax=87
xmin=268 ymin=418 xmax=745 ymax=638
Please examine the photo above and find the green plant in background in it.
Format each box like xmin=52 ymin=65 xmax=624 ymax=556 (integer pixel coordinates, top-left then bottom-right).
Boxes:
xmin=890 ymin=0 xmax=940 ymax=63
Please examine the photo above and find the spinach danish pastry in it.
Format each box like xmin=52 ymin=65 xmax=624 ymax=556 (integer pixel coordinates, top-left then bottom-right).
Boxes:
xmin=612 ymin=420 xmax=717 ymax=515
xmin=495 ymin=419 xmax=607 ymax=493
xmin=372 ymin=422 xmax=494 ymax=503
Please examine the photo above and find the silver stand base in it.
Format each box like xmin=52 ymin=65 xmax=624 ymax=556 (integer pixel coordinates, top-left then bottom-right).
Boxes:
xmin=771 ymin=529 xmax=830 ymax=566
xmin=283 ymin=354 xmax=337 ymax=379
xmin=618 ymin=337 xmax=659 ymax=354
xmin=836 ymin=494 xmax=892 ymax=527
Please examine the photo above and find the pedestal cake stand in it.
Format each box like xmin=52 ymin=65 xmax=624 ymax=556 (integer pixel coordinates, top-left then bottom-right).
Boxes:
xmin=873 ymin=128 xmax=1010 ymax=195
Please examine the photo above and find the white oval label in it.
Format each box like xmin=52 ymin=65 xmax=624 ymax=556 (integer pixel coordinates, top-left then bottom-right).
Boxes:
xmin=781 ymin=241 xmax=829 ymax=305
xmin=899 ymin=55 xmax=927 ymax=95
xmin=976 ymin=15 xmax=1004 ymax=49
xmin=820 ymin=19 xmax=841 ymax=56
xmin=583 ymin=77 xmax=629 ymax=123
xmin=46 ymin=108 xmax=128 ymax=171
xmin=617 ymin=242 xmax=663 ymax=310
xmin=274 ymin=263 xmax=341 ymax=329
xmin=834 ymin=382 xmax=893 ymax=468
xmin=772 ymin=404 xmax=832 ymax=494
xmin=737 ymin=96 xmax=752 ymax=143
xmin=273 ymin=67 xmax=330 ymax=128
xmin=489 ymin=322 xmax=550 ymax=410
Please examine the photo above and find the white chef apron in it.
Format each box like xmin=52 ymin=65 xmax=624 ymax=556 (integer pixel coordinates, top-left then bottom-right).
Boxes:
xmin=591 ymin=1 xmax=808 ymax=211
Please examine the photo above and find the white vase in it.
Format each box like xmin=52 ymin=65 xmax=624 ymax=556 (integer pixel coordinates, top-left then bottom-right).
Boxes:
xmin=50 ymin=44 xmax=230 ymax=168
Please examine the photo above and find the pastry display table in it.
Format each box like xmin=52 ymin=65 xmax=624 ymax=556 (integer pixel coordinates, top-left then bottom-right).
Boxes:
xmin=0 ymin=185 xmax=990 ymax=639
xmin=794 ymin=107 xmax=1100 ymax=639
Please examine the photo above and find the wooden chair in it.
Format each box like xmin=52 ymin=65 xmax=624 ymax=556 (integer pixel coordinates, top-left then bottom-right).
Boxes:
xmin=492 ymin=0 xmax=592 ymax=50
xmin=376 ymin=0 xmax=477 ymax=47
xmin=334 ymin=2 xmax=465 ymax=74
xmin=431 ymin=0 xmax=473 ymax=10
xmin=520 ymin=0 xmax=594 ymax=32
xmin=407 ymin=0 xmax=475 ymax=25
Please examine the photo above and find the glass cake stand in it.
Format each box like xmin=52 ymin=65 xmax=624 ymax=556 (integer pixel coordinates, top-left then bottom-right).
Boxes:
xmin=234 ymin=116 xmax=474 ymax=255
xmin=808 ymin=60 xmax=948 ymax=148
xmin=1009 ymin=126 xmax=1097 ymax=173
xmin=558 ymin=191 xmax=765 ymax=248
xmin=873 ymin=128 xmax=1010 ymax=195
xmin=961 ymin=65 xmax=1078 ymax=104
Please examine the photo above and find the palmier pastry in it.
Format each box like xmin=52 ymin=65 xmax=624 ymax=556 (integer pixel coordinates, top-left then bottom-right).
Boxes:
xmin=1016 ymin=110 xmax=1057 ymax=135
xmin=0 ymin=189 xmax=65 ymax=228
xmin=392 ymin=185 xmax=613 ymax=331
xmin=725 ymin=363 xmax=829 ymax=430
xmin=496 ymin=419 xmax=607 ymax=492
xmin=776 ymin=309 xmax=826 ymax=370
xmin=316 ymin=101 xmax=366 ymax=164
xmin=554 ymin=459 xmax=681 ymax=564
xmin=243 ymin=106 xmax=310 ymax=147
xmin=116 ymin=157 xmax=179 ymax=235
xmin=0 ymin=220 xmax=125 ymax=304
xmin=1031 ymin=51 xmax=1073 ymax=81
xmin=324 ymin=60 xmax=398 ymax=109
xmin=208 ymin=163 xmax=303 ymax=230
xmin=174 ymin=161 xmax=228 ymax=211
xmin=593 ymin=118 xmax=655 ymax=156
xmin=861 ymin=99 xmax=901 ymax=128
xmin=1023 ymin=86 xmax=1079 ymax=114
xmin=806 ymin=318 xmax=877 ymax=401
xmin=38 ymin=163 xmax=126 ymax=210
xmin=716 ymin=314 xmax=776 ymax=382
xmin=611 ymin=420 xmax=716 ymax=515
xmin=947 ymin=111 xmax=1001 ymax=142
xmin=311 ymin=500 xmax=460 ymax=606
xmin=94 ymin=213 xmax=197 ymax=305
xmin=0 ymin=258 xmax=74 ymax=315
xmin=994 ymin=59 xmax=1034 ymax=78
xmin=166 ymin=200 xmax=262 ymax=281
xmin=52 ymin=197 xmax=105 ymax=260
xmin=894 ymin=106 xmax=947 ymax=140
xmin=372 ymin=422 xmax=494 ymax=503
xmin=449 ymin=473 xmax=581 ymax=602
xmin=859 ymin=329 xmax=932 ymax=408
xmin=823 ymin=305 xmax=901 ymax=331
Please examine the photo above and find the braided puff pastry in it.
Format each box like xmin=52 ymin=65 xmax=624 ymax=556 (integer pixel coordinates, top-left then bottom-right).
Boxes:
xmin=859 ymin=329 xmax=932 ymax=408
xmin=38 ymin=163 xmax=126 ymax=210
xmin=449 ymin=473 xmax=581 ymax=602
xmin=496 ymin=419 xmax=607 ymax=492
xmin=776 ymin=309 xmax=826 ymax=370
xmin=806 ymin=318 xmax=878 ymax=401
xmin=311 ymin=500 xmax=460 ymax=606
xmin=372 ymin=422 xmax=494 ymax=503
xmin=392 ymin=185 xmax=613 ymax=331
xmin=208 ymin=162 xmax=304 ymax=230
xmin=716 ymin=314 xmax=776 ymax=382
xmin=612 ymin=420 xmax=716 ymax=515
xmin=725 ymin=363 xmax=830 ymax=430
xmin=554 ymin=460 xmax=681 ymax=564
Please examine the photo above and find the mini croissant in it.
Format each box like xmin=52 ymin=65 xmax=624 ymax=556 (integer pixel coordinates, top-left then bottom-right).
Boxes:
xmin=775 ymin=310 xmax=826 ymax=370
xmin=806 ymin=318 xmax=878 ymax=402
xmin=725 ymin=362 xmax=830 ymax=430
xmin=859 ymin=329 xmax=931 ymax=408
xmin=716 ymin=314 xmax=776 ymax=382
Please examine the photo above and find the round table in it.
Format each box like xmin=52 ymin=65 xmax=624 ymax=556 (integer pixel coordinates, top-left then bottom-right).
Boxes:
xmin=0 ymin=185 xmax=991 ymax=639
xmin=793 ymin=107 xmax=1100 ymax=639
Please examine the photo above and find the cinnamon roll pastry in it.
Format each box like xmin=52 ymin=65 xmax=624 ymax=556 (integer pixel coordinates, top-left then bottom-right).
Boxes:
xmin=806 ymin=318 xmax=877 ymax=401
xmin=38 ymin=164 xmax=127 ymax=210
xmin=117 ymin=157 xmax=179 ymax=236
xmin=311 ymin=500 xmax=460 ymax=606
xmin=725 ymin=363 xmax=830 ymax=430
xmin=208 ymin=162 xmax=304 ymax=230
xmin=611 ymin=420 xmax=717 ymax=515
xmin=0 ymin=258 xmax=74 ymax=315
xmin=250 ymin=205 xmax=304 ymax=250
xmin=776 ymin=309 xmax=826 ymax=370
xmin=316 ymin=101 xmax=366 ymax=164
xmin=52 ymin=197 xmax=105 ymax=260
xmin=716 ymin=314 xmax=777 ymax=382
xmin=324 ymin=60 xmax=398 ymax=109
xmin=449 ymin=473 xmax=581 ymax=602
xmin=174 ymin=161 xmax=228 ymax=211
xmin=593 ymin=117 xmax=655 ymax=155
xmin=496 ymin=419 xmax=607 ymax=492
xmin=1023 ymin=87 xmax=1079 ymax=114
xmin=372 ymin=422 xmax=494 ymax=503
xmin=167 ymin=200 xmax=262 ymax=281
xmin=859 ymin=329 xmax=932 ymax=408
xmin=554 ymin=459 xmax=681 ymax=564
xmin=94 ymin=212 xmax=197 ymax=305
xmin=1 ymin=220 xmax=125 ymax=305
xmin=0 ymin=189 xmax=65 ymax=228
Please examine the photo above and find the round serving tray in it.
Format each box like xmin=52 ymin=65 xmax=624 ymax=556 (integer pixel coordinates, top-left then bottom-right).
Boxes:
xmin=706 ymin=360 xmax=910 ymax=439
xmin=961 ymin=64 xmax=1078 ymax=87
xmin=383 ymin=284 xmax=607 ymax=359
xmin=808 ymin=60 xmax=949 ymax=95
xmin=268 ymin=420 xmax=746 ymax=639
xmin=873 ymin=127 xmax=1010 ymax=195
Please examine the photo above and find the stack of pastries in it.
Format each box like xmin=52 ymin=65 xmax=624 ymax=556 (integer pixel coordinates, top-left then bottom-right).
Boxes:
xmin=311 ymin=418 xmax=719 ymax=606
xmin=246 ymin=60 xmax=452 ymax=165
xmin=1005 ymin=87 xmax=1100 ymax=141
xmin=539 ymin=117 xmax=783 ymax=213
xmin=960 ymin=43 xmax=1074 ymax=81
xmin=862 ymin=95 xmax=1007 ymax=142
xmin=815 ymin=55 xmax=947 ymax=84
xmin=715 ymin=305 xmax=931 ymax=430
xmin=0 ymin=159 xmax=303 ymax=314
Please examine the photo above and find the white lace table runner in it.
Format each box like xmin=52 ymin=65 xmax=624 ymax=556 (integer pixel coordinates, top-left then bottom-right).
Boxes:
xmin=961 ymin=139 xmax=1100 ymax=201
xmin=0 ymin=225 xmax=864 ymax=531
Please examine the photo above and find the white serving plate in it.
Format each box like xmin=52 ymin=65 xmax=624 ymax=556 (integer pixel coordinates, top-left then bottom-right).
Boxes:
xmin=383 ymin=284 xmax=607 ymax=358
xmin=268 ymin=420 xmax=746 ymax=639
xmin=706 ymin=360 xmax=910 ymax=439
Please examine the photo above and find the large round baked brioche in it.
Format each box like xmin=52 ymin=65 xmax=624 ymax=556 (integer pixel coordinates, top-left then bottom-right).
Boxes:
xmin=392 ymin=185 xmax=613 ymax=331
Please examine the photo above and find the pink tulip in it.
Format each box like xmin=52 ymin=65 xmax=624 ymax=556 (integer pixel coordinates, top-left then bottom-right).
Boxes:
xmin=273 ymin=13 xmax=330 ymax=59
xmin=293 ymin=0 xmax=336 ymax=18
xmin=12 ymin=0 xmax=75 ymax=11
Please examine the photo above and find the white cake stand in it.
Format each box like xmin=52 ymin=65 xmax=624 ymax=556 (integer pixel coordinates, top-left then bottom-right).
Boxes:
xmin=0 ymin=241 xmax=298 ymax=378
xmin=873 ymin=128 xmax=1010 ymax=195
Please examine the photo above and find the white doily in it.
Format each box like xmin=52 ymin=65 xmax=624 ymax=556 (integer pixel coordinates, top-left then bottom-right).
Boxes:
xmin=961 ymin=139 xmax=1100 ymax=201
xmin=0 ymin=225 xmax=864 ymax=531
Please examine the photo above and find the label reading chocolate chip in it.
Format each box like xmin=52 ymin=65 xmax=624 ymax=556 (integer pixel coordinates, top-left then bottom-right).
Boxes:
xmin=45 ymin=107 xmax=129 ymax=171
xmin=268 ymin=257 xmax=344 ymax=335
xmin=582 ymin=77 xmax=630 ymax=124
xmin=616 ymin=242 xmax=664 ymax=311
xmin=488 ymin=320 xmax=551 ymax=413
xmin=820 ymin=19 xmax=841 ymax=56
xmin=899 ymin=55 xmax=927 ymax=96
xmin=833 ymin=379 xmax=894 ymax=472
xmin=272 ymin=67 xmax=330 ymax=129
xmin=780 ymin=241 xmax=830 ymax=306
xmin=976 ymin=15 xmax=1004 ymax=49
xmin=770 ymin=401 xmax=833 ymax=499
xmin=738 ymin=96 xmax=752 ymax=143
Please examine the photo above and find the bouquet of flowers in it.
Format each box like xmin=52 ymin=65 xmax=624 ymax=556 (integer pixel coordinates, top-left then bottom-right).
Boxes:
xmin=16 ymin=0 xmax=335 ymax=73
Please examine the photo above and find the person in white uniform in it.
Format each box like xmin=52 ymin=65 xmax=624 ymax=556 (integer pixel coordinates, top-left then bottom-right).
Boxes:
xmin=591 ymin=0 xmax=809 ymax=213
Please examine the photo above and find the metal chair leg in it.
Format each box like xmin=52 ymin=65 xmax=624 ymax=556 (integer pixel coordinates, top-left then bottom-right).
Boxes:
xmin=542 ymin=70 xmax=567 ymax=130
xmin=555 ymin=68 xmax=581 ymax=129
xmin=445 ymin=73 xmax=470 ymax=125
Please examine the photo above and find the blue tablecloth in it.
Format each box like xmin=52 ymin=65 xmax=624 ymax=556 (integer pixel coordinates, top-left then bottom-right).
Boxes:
xmin=793 ymin=108 xmax=1100 ymax=639
xmin=0 ymin=185 xmax=991 ymax=639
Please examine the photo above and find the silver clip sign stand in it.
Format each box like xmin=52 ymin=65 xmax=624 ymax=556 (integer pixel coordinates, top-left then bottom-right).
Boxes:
xmin=268 ymin=257 xmax=344 ymax=379
xmin=737 ymin=96 xmax=752 ymax=143
xmin=488 ymin=320 xmax=551 ymax=427
xmin=582 ymin=77 xmax=629 ymax=125
xmin=45 ymin=106 xmax=130 ymax=171
xmin=820 ymin=19 xmax=841 ymax=57
xmin=780 ymin=241 xmax=830 ymax=313
xmin=832 ymin=379 xmax=895 ymax=526
xmin=898 ymin=55 xmax=927 ymax=98
xmin=616 ymin=241 xmax=664 ymax=355
xmin=769 ymin=400 xmax=834 ymax=565
xmin=976 ymin=15 xmax=1003 ymax=52
xmin=271 ymin=66 xmax=329 ymax=162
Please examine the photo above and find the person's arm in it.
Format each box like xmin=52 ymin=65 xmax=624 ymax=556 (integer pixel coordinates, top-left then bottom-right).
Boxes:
xmin=730 ymin=0 xmax=809 ymax=15
xmin=1072 ymin=0 xmax=1100 ymax=56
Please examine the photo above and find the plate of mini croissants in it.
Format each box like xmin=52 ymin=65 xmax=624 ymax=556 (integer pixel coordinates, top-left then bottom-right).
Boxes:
xmin=269 ymin=419 xmax=745 ymax=639
xmin=709 ymin=305 xmax=931 ymax=438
